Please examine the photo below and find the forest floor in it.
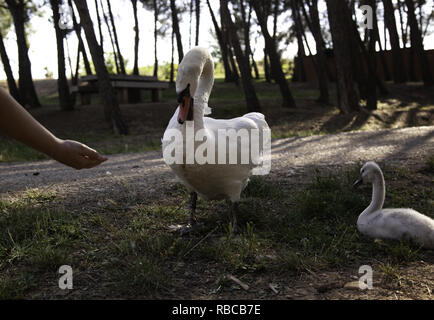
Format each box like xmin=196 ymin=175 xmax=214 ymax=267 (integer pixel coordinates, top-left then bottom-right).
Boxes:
xmin=0 ymin=80 xmax=433 ymax=299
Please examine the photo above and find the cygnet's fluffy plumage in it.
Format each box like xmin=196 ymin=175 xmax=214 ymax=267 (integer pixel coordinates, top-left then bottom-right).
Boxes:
xmin=354 ymin=161 xmax=434 ymax=249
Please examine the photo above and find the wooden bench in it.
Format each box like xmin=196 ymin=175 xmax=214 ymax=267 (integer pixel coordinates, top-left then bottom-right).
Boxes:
xmin=71 ymin=74 xmax=169 ymax=105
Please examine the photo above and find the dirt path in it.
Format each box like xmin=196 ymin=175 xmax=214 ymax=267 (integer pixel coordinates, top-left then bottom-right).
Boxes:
xmin=1 ymin=126 xmax=433 ymax=203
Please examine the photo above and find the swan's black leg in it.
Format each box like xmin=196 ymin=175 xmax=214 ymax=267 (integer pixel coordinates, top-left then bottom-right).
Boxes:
xmin=231 ymin=202 xmax=238 ymax=234
xmin=189 ymin=192 xmax=197 ymax=225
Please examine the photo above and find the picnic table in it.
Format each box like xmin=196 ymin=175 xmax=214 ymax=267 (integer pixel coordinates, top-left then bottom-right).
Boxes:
xmin=71 ymin=74 xmax=169 ymax=105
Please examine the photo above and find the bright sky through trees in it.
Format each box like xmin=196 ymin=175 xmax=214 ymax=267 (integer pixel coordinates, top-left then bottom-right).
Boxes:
xmin=0 ymin=0 xmax=433 ymax=80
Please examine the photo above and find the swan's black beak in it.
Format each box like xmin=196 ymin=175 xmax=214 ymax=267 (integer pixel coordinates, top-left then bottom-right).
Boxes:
xmin=353 ymin=176 xmax=363 ymax=188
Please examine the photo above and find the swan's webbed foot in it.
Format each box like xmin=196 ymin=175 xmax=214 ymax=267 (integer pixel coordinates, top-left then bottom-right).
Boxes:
xmin=168 ymin=192 xmax=202 ymax=236
xmin=168 ymin=222 xmax=203 ymax=235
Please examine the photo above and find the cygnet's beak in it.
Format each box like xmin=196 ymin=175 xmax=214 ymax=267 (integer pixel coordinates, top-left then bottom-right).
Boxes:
xmin=353 ymin=175 xmax=363 ymax=188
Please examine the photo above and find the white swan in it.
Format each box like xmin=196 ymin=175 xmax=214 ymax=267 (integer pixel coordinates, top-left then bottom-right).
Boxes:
xmin=354 ymin=161 xmax=434 ymax=249
xmin=162 ymin=47 xmax=270 ymax=232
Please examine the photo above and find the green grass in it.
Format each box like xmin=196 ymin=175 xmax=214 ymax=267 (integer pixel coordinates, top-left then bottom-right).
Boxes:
xmin=426 ymin=154 xmax=434 ymax=174
xmin=0 ymin=140 xmax=49 ymax=162
xmin=0 ymin=197 xmax=84 ymax=298
xmin=0 ymin=160 xmax=432 ymax=298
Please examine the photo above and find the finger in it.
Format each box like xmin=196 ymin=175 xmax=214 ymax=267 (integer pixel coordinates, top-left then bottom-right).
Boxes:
xmin=80 ymin=145 xmax=108 ymax=162
xmin=75 ymin=158 xmax=100 ymax=170
xmin=84 ymin=155 xmax=108 ymax=167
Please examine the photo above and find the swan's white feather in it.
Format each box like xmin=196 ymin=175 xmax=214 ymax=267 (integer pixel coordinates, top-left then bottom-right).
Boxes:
xmin=163 ymin=47 xmax=270 ymax=202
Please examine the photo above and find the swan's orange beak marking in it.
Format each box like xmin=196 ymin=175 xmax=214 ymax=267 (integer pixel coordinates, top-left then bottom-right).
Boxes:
xmin=178 ymin=96 xmax=193 ymax=124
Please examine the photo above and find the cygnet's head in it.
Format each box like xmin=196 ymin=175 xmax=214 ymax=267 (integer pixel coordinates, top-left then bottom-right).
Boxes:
xmin=354 ymin=161 xmax=382 ymax=187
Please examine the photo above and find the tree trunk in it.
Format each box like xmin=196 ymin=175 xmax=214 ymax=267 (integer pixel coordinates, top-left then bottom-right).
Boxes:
xmin=153 ymin=0 xmax=158 ymax=78
xmin=220 ymin=5 xmax=239 ymax=83
xmin=291 ymin=0 xmax=306 ymax=82
xmin=252 ymin=0 xmax=296 ymax=108
xmin=373 ymin=9 xmax=391 ymax=82
xmin=106 ymin=0 xmax=125 ymax=74
xmin=170 ymin=0 xmax=184 ymax=62
xmin=195 ymin=0 xmax=200 ymax=46
xmin=6 ymin=0 xmax=41 ymax=108
xmin=189 ymin=0 xmax=193 ymax=48
xmin=397 ymin=0 xmax=408 ymax=48
xmin=68 ymin=0 xmax=92 ymax=75
xmin=250 ymin=52 xmax=260 ymax=79
xmin=206 ymin=0 xmax=234 ymax=82
xmin=220 ymin=0 xmax=261 ymax=112
xmin=170 ymin=29 xmax=175 ymax=83
xmin=74 ymin=0 xmax=128 ymax=134
xmin=100 ymin=0 xmax=120 ymax=74
xmin=0 ymin=31 xmax=20 ymax=102
xmin=239 ymin=0 xmax=252 ymax=78
xmin=301 ymin=0 xmax=329 ymax=104
xmin=404 ymin=0 xmax=433 ymax=86
xmin=325 ymin=0 xmax=359 ymax=113
xmin=227 ymin=43 xmax=240 ymax=83
xmin=365 ymin=0 xmax=377 ymax=110
xmin=263 ymin=48 xmax=271 ymax=82
xmin=382 ymin=0 xmax=407 ymax=83
xmin=94 ymin=0 xmax=104 ymax=45
xmin=50 ymin=0 xmax=73 ymax=110
xmin=132 ymin=0 xmax=139 ymax=75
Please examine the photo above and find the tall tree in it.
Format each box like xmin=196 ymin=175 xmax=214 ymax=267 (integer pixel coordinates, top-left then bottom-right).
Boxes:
xmin=0 ymin=30 xmax=20 ymax=102
xmin=291 ymin=0 xmax=306 ymax=82
xmin=94 ymin=0 xmax=103 ymax=45
xmin=170 ymin=0 xmax=183 ymax=62
xmin=300 ymin=0 xmax=329 ymax=104
xmin=219 ymin=1 xmax=239 ymax=83
xmin=325 ymin=0 xmax=359 ymax=113
xmin=153 ymin=0 xmax=159 ymax=77
xmin=68 ymin=0 xmax=92 ymax=75
xmin=170 ymin=29 xmax=174 ymax=83
xmin=364 ymin=0 xmax=377 ymax=110
xmin=73 ymin=0 xmax=128 ymax=134
xmin=131 ymin=0 xmax=139 ymax=75
xmin=372 ymin=8 xmax=391 ymax=82
xmin=404 ymin=0 xmax=432 ymax=86
xmin=252 ymin=0 xmax=296 ymax=108
xmin=5 ymin=0 xmax=41 ymax=108
xmin=195 ymin=0 xmax=200 ymax=45
xmin=220 ymin=0 xmax=261 ymax=112
xmin=397 ymin=0 xmax=408 ymax=48
xmin=106 ymin=0 xmax=125 ymax=74
xmin=0 ymin=7 xmax=20 ymax=102
xmin=206 ymin=0 xmax=235 ymax=82
xmin=239 ymin=0 xmax=259 ymax=79
xmin=50 ymin=0 xmax=73 ymax=110
xmin=382 ymin=0 xmax=407 ymax=83
xmin=100 ymin=0 xmax=120 ymax=73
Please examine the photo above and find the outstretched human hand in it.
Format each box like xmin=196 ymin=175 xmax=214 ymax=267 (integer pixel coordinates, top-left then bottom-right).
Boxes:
xmin=0 ymin=87 xmax=108 ymax=170
xmin=52 ymin=139 xmax=108 ymax=169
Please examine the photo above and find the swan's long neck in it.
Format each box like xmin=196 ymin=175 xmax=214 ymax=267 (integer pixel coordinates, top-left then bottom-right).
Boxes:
xmin=193 ymin=57 xmax=214 ymax=130
xmin=365 ymin=170 xmax=385 ymax=214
